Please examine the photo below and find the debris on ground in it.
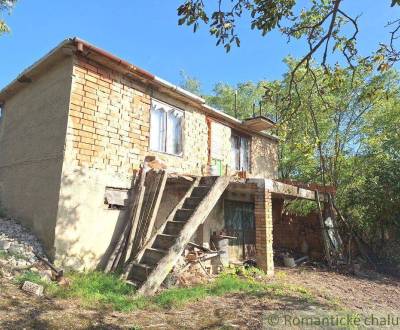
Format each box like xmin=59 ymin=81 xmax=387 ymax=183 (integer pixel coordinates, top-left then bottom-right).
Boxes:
xmin=0 ymin=217 xmax=61 ymax=290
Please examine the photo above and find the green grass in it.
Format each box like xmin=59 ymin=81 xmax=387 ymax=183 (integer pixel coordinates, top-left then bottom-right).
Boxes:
xmin=15 ymin=270 xmax=58 ymax=292
xmin=51 ymin=271 xmax=139 ymax=311
xmin=0 ymin=250 xmax=7 ymax=259
xmin=19 ymin=267 xmax=317 ymax=312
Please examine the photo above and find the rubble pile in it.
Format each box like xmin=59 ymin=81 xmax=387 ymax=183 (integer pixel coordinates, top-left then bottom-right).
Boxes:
xmin=0 ymin=217 xmax=51 ymax=281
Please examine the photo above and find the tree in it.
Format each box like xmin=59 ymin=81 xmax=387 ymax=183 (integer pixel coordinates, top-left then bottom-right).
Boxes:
xmin=0 ymin=0 xmax=17 ymax=35
xmin=177 ymin=0 xmax=400 ymax=72
xmin=179 ymin=70 xmax=203 ymax=96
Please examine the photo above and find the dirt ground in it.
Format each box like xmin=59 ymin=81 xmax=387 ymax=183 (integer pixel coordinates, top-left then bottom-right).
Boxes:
xmin=1 ymin=267 xmax=399 ymax=329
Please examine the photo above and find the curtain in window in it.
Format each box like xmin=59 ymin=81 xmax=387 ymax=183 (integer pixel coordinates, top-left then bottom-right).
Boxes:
xmin=150 ymin=105 xmax=166 ymax=152
xmin=166 ymin=110 xmax=183 ymax=155
xmin=240 ymin=137 xmax=250 ymax=171
xmin=231 ymin=134 xmax=250 ymax=171
xmin=231 ymin=135 xmax=241 ymax=171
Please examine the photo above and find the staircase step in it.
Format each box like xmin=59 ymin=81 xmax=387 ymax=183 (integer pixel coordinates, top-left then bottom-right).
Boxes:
xmin=141 ymin=248 xmax=167 ymax=266
xmin=174 ymin=208 xmax=194 ymax=221
xmin=152 ymin=234 xmax=177 ymax=250
xmin=163 ymin=221 xmax=186 ymax=235
xmin=183 ymin=197 xmax=202 ymax=210
xmin=199 ymin=176 xmax=219 ymax=185
xmin=130 ymin=262 xmax=153 ymax=282
xmin=191 ymin=185 xmax=211 ymax=198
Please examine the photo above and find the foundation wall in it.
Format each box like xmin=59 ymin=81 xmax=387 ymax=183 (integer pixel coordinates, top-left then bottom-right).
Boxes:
xmin=0 ymin=57 xmax=73 ymax=255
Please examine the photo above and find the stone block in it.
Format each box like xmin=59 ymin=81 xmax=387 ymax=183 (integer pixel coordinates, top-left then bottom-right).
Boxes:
xmin=21 ymin=281 xmax=44 ymax=296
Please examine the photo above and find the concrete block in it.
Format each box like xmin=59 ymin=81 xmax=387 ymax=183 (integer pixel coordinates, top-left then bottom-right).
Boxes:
xmin=21 ymin=281 xmax=44 ymax=296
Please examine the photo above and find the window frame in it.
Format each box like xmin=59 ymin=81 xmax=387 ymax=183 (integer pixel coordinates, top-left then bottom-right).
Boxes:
xmin=231 ymin=132 xmax=251 ymax=172
xmin=149 ymin=99 xmax=184 ymax=157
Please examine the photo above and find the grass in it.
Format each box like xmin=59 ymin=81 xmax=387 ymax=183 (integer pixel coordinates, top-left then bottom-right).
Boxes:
xmin=15 ymin=270 xmax=58 ymax=291
xmin=14 ymin=267 xmax=318 ymax=313
xmin=0 ymin=250 xmax=7 ymax=259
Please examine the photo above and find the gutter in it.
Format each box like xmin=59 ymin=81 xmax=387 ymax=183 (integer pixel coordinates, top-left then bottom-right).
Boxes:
xmin=73 ymin=37 xmax=155 ymax=81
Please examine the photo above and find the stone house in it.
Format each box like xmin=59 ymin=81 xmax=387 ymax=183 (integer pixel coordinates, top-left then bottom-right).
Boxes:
xmin=0 ymin=38 xmax=325 ymax=278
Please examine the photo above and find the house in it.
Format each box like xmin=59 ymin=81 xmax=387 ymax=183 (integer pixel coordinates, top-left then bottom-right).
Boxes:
xmin=0 ymin=38 xmax=327 ymax=287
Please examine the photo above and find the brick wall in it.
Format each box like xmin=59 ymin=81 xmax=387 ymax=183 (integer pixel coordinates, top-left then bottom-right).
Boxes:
xmin=272 ymin=198 xmax=324 ymax=260
xmin=254 ymin=187 xmax=274 ymax=275
xmin=65 ymin=57 xmax=150 ymax=174
xmin=65 ymin=56 xmax=210 ymax=176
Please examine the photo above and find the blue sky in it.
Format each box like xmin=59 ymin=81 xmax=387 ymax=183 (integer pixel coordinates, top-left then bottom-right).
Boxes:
xmin=1 ymin=0 xmax=399 ymax=93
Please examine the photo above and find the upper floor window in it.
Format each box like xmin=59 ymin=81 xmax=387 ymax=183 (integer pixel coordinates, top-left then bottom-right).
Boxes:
xmin=150 ymin=100 xmax=183 ymax=156
xmin=231 ymin=133 xmax=250 ymax=172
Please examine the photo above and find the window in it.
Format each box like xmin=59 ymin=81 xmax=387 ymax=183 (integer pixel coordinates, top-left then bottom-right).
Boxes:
xmin=150 ymin=100 xmax=183 ymax=155
xmin=231 ymin=133 xmax=250 ymax=171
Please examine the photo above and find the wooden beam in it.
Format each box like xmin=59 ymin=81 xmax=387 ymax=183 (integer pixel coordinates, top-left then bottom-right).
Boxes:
xmin=143 ymin=171 xmax=168 ymax=244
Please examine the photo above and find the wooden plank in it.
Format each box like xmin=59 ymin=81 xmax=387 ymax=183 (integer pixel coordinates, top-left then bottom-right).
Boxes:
xmin=143 ymin=171 xmax=168 ymax=246
xmin=121 ymin=177 xmax=200 ymax=280
xmin=136 ymin=171 xmax=163 ymax=250
xmin=124 ymin=168 xmax=147 ymax=263
xmin=137 ymin=176 xmax=231 ymax=295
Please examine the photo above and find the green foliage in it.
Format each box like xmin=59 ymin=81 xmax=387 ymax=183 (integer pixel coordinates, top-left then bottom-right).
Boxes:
xmin=184 ymin=58 xmax=400 ymax=266
xmin=179 ymin=70 xmax=202 ymax=95
xmin=178 ymin=1 xmax=399 ymax=70
xmin=0 ymin=0 xmax=17 ymax=35
xmin=284 ymin=200 xmax=317 ymax=216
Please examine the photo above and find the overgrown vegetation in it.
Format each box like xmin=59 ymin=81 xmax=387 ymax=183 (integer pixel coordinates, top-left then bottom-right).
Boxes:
xmin=180 ymin=61 xmax=400 ymax=272
xmin=15 ymin=268 xmax=318 ymax=312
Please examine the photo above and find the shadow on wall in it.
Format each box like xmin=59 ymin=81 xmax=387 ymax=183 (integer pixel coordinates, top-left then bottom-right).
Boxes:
xmin=54 ymin=167 xmax=136 ymax=270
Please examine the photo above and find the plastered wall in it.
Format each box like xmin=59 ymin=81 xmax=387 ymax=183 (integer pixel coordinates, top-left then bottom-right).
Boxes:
xmin=0 ymin=57 xmax=73 ymax=255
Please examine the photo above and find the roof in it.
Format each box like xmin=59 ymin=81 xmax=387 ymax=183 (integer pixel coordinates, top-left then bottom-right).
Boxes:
xmin=0 ymin=37 xmax=279 ymax=142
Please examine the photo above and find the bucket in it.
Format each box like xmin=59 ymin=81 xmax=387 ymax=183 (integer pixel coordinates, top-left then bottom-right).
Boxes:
xmin=283 ymin=256 xmax=296 ymax=268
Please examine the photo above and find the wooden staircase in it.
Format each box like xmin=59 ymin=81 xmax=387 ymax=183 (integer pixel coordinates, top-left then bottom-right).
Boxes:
xmin=126 ymin=176 xmax=230 ymax=295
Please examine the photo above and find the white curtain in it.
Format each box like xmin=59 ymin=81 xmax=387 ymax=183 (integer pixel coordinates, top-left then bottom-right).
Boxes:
xmin=240 ymin=137 xmax=250 ymax=171
xmin=150 ymin=104 xmax=166 ymax=152
xmin=166 ymin=110 xmax=183 ymax=155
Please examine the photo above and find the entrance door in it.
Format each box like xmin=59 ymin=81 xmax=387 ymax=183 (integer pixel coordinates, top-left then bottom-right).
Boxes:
xmin=224 ymin=200 xmax=256 ymax=261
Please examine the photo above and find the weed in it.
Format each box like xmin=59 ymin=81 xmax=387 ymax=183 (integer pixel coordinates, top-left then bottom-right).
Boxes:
xmin=275 ymin=270 xmax=287 ymax=280
xmin=0 ymin=250 xmax=7 ymax=259
xmin=50 ymin=271 xmax=138 ymax=311
xmin=14 ymin=270 xmax=57 ymax=292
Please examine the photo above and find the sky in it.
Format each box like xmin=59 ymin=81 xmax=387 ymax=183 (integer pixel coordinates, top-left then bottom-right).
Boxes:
xmin=0 ymin=0 xmax=399 ymax=94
